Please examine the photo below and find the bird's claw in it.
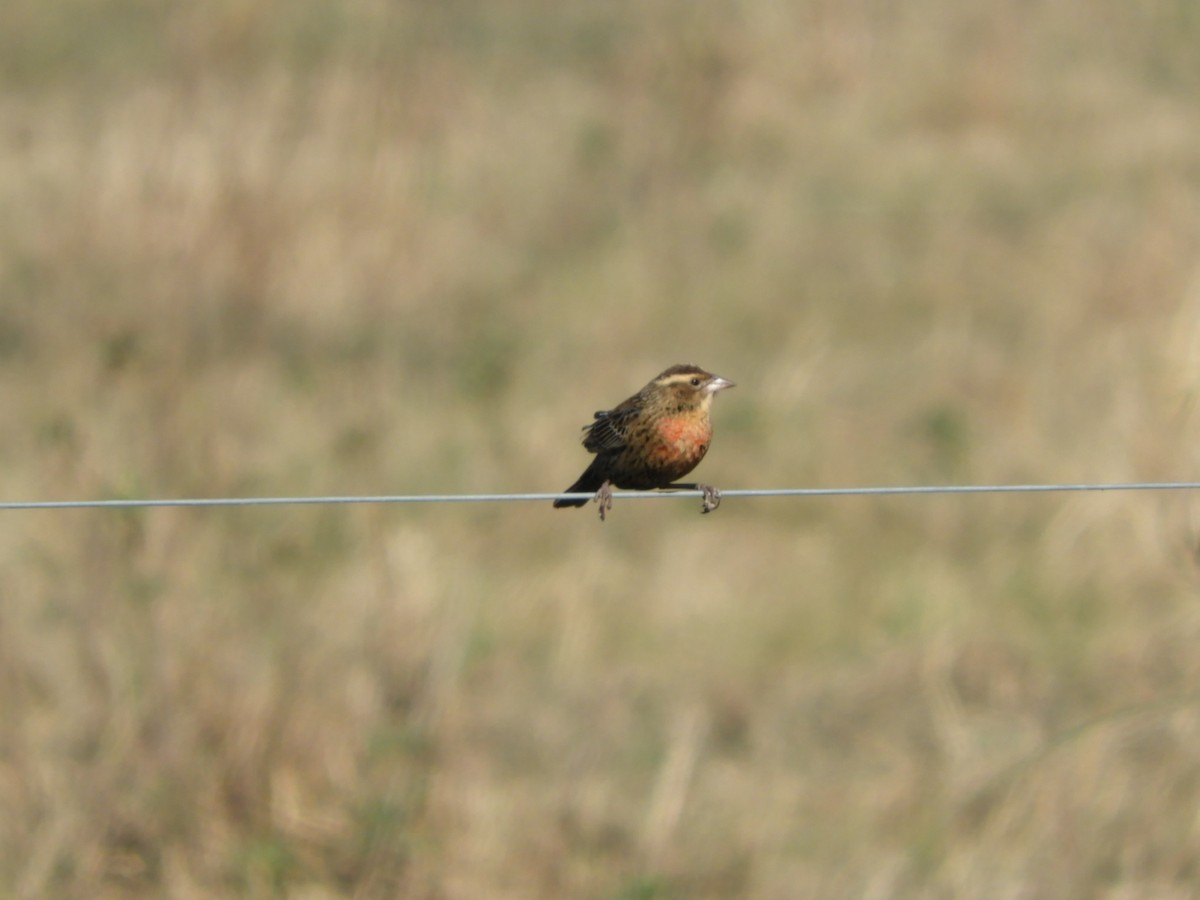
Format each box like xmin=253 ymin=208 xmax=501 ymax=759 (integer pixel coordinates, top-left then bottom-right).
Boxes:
xmin=699 ymin=484 xmax=721 ymax=514
xmin=594 ymin=481 xmax=614 ymax=521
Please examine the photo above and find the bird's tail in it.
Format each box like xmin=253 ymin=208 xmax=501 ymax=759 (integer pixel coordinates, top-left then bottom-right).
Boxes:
xmin=553 ymin=465 xmax=605 ymax=508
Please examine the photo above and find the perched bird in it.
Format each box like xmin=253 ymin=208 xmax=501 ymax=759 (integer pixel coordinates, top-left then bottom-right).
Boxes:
xmin=553 ymin=364 xmax=735 ymax=520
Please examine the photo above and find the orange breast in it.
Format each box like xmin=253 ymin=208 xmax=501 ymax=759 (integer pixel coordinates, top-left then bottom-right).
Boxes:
xmin=654 ymin=416 xmax=712 ymax=461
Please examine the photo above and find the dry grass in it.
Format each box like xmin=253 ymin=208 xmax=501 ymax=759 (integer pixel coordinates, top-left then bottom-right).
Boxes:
xmin=3 ymin=1 xmax=1200 ymax=896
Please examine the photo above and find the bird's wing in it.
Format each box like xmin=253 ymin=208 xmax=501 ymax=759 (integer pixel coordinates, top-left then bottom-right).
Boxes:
xmin=581 ymin=398 xmax=641 ymax=452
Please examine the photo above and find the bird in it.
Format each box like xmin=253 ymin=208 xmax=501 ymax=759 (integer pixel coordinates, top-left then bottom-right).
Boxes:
xmin=553 ymin=364 xmax=735 ymax=520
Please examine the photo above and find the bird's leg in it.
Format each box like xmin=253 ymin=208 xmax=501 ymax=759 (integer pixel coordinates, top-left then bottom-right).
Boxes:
xmin=594 ymin=480 xmax=614 ymax=521
xmin=665 ymin=482 xmax=722 ymax=514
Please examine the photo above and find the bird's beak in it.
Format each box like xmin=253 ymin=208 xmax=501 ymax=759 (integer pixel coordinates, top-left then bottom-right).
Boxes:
xmin=708 ymin=376 xmax=735 ymax=393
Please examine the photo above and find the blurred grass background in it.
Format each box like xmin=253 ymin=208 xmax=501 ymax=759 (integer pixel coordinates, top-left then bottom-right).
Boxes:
xmin=3 ymin=0 xmax=1200 ymax=896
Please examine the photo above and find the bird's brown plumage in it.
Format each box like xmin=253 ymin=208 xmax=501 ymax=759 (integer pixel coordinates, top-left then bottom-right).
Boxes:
xmin=554 ymin=364 xmax=734 ymax=518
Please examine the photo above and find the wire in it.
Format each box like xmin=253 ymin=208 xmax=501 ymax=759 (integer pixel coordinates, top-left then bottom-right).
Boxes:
xmin=2 ymin=482 xmax=1200 ymax=510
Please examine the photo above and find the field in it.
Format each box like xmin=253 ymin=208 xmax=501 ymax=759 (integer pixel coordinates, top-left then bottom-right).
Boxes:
xmin=3 ymin=1 xmax=1200 ymax=896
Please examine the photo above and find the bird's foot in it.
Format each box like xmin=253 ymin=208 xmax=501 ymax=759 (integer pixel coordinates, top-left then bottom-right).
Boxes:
xmin=699 ymin=484 xmax=721 ymax=514
xmin=594 ymin=481 xmax=614 ymax=521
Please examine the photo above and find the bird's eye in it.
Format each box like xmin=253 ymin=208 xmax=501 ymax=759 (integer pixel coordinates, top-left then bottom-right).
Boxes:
xmin=690 ymin=377 xmax=701 ymax=386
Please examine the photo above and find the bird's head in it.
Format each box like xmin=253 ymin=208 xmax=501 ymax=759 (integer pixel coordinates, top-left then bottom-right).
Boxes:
xmin=650 ymin=364 xmax=735 ymax=411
